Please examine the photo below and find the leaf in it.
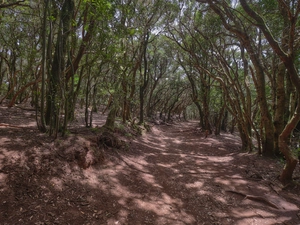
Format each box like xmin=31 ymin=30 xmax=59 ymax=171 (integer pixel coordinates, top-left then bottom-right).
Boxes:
xmin=128 ymin=28 xmax=136 ymax=36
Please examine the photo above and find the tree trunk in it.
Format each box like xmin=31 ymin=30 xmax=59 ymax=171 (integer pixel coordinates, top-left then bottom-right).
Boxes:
xmin=139 ymin=86 xmax=145 ymax=124
xmin=273 ymin=62 xmax=286 ymax=155
xmin=203 ymin=89 xmax=211 ymax=132
xmin=45 ymin=0 xmax=74 ymax=136
xmin=214 ymin=104 xmax=225 ymax=135
xmin=279 ymin=104 xmax=300 ymax=184
xmin=221 ymin=110 xmax=228 ymax=132
xmin=85 ymin=72 xmax=91 ymax=128
xmin=38 ymin=0 xmax=48 ymax=132
xmin=138 ymin=32 xmax=150 ymax=124
xmin=104 ymin=105 xmax=117 ymax=131
xmin=195 ymin=101 xmax=204 ymax=128
xmin=247 ymin=51 xmax=274 ymax=156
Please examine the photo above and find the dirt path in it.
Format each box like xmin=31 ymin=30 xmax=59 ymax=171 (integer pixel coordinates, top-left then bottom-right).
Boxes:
xmin=0 ymin=106 xmax=300 ymax=225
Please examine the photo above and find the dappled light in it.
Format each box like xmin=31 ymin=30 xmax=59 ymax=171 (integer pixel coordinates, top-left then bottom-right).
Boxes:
xmin=1 ymin=0 xmax=300 ymax=223
xmin=0 ymin=107 xmax=300 ymax=224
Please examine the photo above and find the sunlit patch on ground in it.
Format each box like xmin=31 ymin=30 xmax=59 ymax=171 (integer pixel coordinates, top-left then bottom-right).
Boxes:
xmin=0 ymin=109 xmax=299 ymax=224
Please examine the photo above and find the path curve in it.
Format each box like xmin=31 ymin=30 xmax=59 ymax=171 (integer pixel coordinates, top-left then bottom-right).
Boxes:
xmin=1 ymin=111 xmax=299 ymax=225
xmin=89 ymin=121 xmax=300 ymax=225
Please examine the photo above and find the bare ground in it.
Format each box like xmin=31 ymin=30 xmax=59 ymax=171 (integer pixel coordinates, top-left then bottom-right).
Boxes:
xmin=0 ymin=105 xmax=300 ymax=225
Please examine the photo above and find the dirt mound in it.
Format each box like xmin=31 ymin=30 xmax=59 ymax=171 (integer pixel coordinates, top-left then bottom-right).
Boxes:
xmin=53 ymin=135 xmax=104 ymax=169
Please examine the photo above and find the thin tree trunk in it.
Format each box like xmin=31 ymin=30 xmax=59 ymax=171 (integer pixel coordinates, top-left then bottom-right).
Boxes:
xmin=274 ymin=62 xmax=286 ymax=155
xmin=214 ymin=104 xmax=225 ymax=135
xmin=39 ymin=0 xmax=48 ymax=132
xmin=139 ymin=32 xmax=149 ymax=124
xmin=85 ymin=70 xmax=91 ymax=128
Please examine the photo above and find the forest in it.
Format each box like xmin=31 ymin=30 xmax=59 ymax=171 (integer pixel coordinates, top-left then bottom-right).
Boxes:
xmin=0 ymin=0 xmax=300 ymax=224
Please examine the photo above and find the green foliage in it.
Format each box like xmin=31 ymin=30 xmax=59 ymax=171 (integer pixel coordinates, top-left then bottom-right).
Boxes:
xmin=84 ymin=0 xmax=112 ymax=11
xmin=128 ymin=28 xmax=136 ymax=36
xmin=82 ymin=0 xmax=114 ymax=22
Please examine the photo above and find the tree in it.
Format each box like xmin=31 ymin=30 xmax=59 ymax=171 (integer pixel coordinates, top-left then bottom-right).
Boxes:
xmin=45 ymin=0 xmax=75 ymax=137
xmin=197 ymin=0 xmax=299 ymax=184
xmin=239 ymin=0 xmax=300 ymax=184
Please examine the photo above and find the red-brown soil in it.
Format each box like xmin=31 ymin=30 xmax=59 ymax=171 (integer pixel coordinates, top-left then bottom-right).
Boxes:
xmin=0 ymin=105 xmax=299 ymax=225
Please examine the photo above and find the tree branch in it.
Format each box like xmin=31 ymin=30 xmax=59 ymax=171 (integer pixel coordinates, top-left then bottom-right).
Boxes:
xmin=239 ymin=0 xmax=287 ymax=59
xmin=0 ymin=0 xmax=27 ymax=9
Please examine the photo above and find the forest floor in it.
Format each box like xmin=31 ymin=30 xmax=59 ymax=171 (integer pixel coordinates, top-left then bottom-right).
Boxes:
xmin=0 ymin=104 xmax=300 ymax=225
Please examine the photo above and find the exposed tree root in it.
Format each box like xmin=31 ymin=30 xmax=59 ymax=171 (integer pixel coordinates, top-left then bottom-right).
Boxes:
xmin=226 ymin=190 xmax=280 ymax=209
xmin=282 ymin=181 xmax=299 ymax=190
xmin=97 ymin=130 xmax=126 ymax=149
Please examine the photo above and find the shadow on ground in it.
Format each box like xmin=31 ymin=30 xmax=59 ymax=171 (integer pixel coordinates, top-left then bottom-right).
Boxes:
xmin=0 ymin=110 xmax=299 ymax=225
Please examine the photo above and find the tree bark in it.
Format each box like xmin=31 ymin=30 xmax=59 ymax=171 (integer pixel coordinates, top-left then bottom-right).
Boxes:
xmin=279 ymin=105 xmax=300 ymax=184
